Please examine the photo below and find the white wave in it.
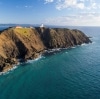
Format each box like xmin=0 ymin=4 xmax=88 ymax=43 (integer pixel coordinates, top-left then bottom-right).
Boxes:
xmin=65 ymin=52 xmax=68 ymax=54
xmin=26 ymin=55 xmax=42 ymax=63
xmin=92 ymin=41 xmax=95 ymax=44
xmin=45 ymin=48 xmax=61 ymax=53
xmin=10 ymin=66 xmax=17 ymax=71
xmin=44 ymin=50 xmax=48 ymax=52
xmin=0 ymin=65 xmax=18 ymax=76
xmin=63 ymin=48 xmax=68 ymax=49
xmin=72 ymin=46 xmax=76 ymax=48
xmin=81 ymin=43 xmax=86 ymax=46
xmin=81 ymin=43 xmax=92 ymax=46
xmin=52 ymin=48 xmax=61 ymax=51
xmin=48 ymin=50 xmax=55 ymax=53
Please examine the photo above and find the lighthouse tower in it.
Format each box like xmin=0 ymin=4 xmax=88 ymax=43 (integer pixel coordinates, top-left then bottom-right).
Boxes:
xmin=40 ymin=24 xmax=44 ymax=28
xmin=40 ymin=24 xmax=45 ymax=33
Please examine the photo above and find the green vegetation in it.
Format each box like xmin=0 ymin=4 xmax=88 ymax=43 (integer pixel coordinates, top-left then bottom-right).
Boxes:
xmin=14 ymin=28 xmax=32 ymax=37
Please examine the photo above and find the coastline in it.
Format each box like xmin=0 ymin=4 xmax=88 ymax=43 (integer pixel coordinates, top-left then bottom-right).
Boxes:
xmin=0 ymin=42 xmax=92 ymax=74
xmin=0 ymin=27 xmax=92 ymax=73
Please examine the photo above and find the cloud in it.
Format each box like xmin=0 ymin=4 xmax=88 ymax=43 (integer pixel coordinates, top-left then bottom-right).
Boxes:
xmin=44 ymin=0 xmax=100 ymax=10
xmin=56 ymin=0 xmax=85 ymax=10
xmin=16 ymin=5 xmax=33 ymax=8
xmin=24 ymin=5 xmax=33 ymax=8
xmin=44 ymin=0 xmax=100 ymax=26
xmin=44 ymin=0 xmax=54 ymax=4
xmin=45 ymin=13 xmax=100 ymax=26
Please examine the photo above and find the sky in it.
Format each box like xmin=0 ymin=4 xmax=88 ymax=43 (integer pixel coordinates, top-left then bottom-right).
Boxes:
xmin=0 ymin=0 xmax=100 ymax=26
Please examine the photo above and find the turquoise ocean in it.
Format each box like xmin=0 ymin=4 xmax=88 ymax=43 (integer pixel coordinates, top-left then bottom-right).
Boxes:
xmin=0 ymin=25 xmax=100 ymax=99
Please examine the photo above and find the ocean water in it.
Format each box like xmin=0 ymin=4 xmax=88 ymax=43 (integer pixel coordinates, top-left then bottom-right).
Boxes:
xmin=0 ymin=25 xmax=100 ymax=99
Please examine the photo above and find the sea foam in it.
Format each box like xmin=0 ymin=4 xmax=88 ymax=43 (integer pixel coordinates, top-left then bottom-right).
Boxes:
xmin=0 ymin=65 xmax=18 ymax=76
xmin=26 ymin=55 xmax=42 ymax=64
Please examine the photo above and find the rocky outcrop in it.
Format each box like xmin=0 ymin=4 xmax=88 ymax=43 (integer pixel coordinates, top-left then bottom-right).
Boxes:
xmin=0 ymin=27 xmax=91 ymax=72
xmin=36 ymin=28 xmax=91 ymax=48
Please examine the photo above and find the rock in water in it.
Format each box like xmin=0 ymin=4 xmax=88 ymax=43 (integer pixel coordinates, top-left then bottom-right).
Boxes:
xmin=0 ymin=27 xmax=91 ymax=72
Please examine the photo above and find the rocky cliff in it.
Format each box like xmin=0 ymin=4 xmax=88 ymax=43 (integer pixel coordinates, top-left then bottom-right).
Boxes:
xmin=0 ymin=27 xmax=91 ymax=72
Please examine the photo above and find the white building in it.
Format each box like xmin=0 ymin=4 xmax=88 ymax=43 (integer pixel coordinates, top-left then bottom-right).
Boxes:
xmin=15 ymin=26 xmax=22 ymax=28
xmin=40 ymin=24 xmax=44 ymax=28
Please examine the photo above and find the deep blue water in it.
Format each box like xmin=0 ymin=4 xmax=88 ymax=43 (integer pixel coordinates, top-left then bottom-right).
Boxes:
xmin=0 ymin=25 xmax=100 ymax=99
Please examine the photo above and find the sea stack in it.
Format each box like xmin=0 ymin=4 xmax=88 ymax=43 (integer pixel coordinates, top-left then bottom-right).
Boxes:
xmin=0 ymin=26 xmax=92 ymax=72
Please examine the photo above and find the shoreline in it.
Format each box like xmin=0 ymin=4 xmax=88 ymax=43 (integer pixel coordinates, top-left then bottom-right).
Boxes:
xmin=0 ymin=27 xmax=92 ymax=73
xmin=0 ymin=43 xmax=92 ymax=75
xmin=0 ymin=54 xmax=43 ymax=75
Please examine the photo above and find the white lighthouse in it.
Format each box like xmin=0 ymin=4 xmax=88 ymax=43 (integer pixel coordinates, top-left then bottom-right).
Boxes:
xmin=40 ymin=24 xmax=44 ymax=28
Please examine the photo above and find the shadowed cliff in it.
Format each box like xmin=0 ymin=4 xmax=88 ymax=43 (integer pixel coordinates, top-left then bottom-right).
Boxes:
xmin=0 ymin=27 xmax=91 ymax=72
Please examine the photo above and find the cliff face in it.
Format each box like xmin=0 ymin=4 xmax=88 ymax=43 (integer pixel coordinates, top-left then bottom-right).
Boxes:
xmin=0 ymin=27 xmax=91 ymax=72
xmin=37 ymin=28 xmax=91 ymax=48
